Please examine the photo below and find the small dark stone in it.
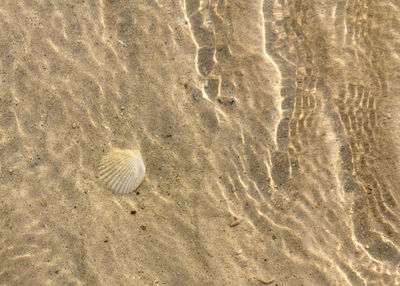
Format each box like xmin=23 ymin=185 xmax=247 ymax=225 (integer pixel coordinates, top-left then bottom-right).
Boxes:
xmin=136 ymin=192 xmax=140 ymax=195
xmin=130 ymin=210 xmax=136 ymax=215
xmin=140 ymin=225 xmax=146 ymax=231
xmin=217 ymin=97 xmax=236 ymax=106
xmin=104 ymin=240 xmax=108 ymax=243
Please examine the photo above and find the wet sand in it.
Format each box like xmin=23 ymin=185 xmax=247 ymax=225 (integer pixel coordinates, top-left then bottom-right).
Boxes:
xmin=1 ymin=0 xmax=400 ymax=285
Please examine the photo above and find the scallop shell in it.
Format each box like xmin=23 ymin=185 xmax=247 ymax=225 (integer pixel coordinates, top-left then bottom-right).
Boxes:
xmin=98 ymin=148 xmax=146 ymax=194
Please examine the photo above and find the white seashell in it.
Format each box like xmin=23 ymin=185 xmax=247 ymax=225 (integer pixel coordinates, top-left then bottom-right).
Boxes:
xmin=98 ymin=148 xmax=146 ymax=194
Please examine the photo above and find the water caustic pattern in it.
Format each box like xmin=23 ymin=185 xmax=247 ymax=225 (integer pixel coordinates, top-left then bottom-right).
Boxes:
xmin=0 ymin=0 xmax=400 ymax=285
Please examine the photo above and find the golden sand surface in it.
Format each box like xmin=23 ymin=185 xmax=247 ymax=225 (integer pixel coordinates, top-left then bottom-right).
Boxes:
xmin=1 ymin=0 xmax=400 ymax=285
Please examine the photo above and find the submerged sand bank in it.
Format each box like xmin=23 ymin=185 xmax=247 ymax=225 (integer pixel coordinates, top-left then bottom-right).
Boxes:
xmin=1 ymin=1 xmax=400 ymax=285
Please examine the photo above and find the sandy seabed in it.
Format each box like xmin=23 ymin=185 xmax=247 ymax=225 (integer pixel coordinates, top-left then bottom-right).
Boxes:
xmin=1 ymin=1 xmax=400 ymax=285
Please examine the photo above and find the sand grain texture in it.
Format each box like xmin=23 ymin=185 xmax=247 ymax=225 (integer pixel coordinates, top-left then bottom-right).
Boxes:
xmin=1 ymin=0 xmax=400 ymax=285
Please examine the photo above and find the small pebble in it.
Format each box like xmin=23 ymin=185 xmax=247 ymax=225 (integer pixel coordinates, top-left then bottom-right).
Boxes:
xmin=229 ymin=217 xmax=241 ymax=227
xmin=230 ymin=221 xmax=240 ymax=227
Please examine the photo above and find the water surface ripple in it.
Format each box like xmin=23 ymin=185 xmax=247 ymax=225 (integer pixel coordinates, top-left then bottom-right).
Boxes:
xmin=0 ymin=0 xmax=399 ymax=285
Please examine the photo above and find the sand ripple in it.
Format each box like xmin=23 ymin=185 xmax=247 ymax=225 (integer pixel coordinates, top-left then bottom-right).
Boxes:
xmin=1 ymin=0 xmax=400 ymax=285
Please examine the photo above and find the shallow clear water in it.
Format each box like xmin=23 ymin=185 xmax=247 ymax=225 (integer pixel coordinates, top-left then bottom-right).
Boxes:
xmin=1 ymin=1 xmax=400 ymax=285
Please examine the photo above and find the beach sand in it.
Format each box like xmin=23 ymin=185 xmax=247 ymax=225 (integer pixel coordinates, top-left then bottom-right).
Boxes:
xmin=1 ymin=0 xmax=400 ymax=285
